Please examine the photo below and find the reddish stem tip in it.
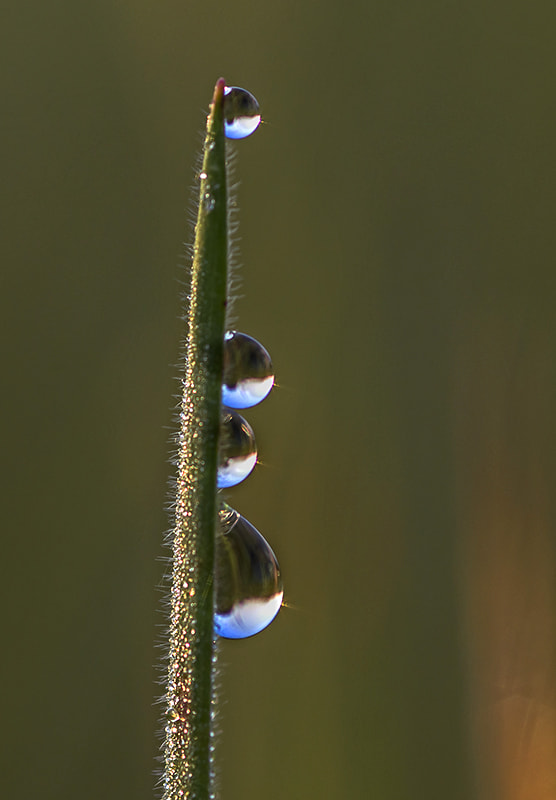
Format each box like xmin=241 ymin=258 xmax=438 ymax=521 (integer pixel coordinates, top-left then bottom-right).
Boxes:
xmin=212 ymin=78 xmax=226 ymax=105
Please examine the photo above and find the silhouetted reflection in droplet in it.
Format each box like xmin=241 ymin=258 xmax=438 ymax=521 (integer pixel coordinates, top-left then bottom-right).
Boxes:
xmin=215 ymin=505 xmax=283 ymax=639
xmin=218 ymin=409 xmax=257 ymax=488
xmin=222 ymin=331 xmax=274 ymax=409
xmin=223 ymin=86 xmax=261 ymax=139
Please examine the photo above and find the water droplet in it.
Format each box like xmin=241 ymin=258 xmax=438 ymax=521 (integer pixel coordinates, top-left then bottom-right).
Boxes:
xmin=204 ymin=192 xmax=215 ymax=211
xmin=218 ymin=409 xmax=257 ymax=488
xmin=223 ymin=86 xmax=261 ymax=139
xmin=199 ymin=171 xmax=207 ymax=180
xmin=222 ymin=331 xmax=274 ymax=408
xmin=216 ymin=505 xmax=283 ymax=639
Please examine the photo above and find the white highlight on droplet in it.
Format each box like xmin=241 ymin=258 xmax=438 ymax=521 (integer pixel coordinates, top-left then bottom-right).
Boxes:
xmin=225 ymin=115 xmax=261 ymax=139
xmin=215 ymin=593 xmax=284 ymax=639
xmin=222 ymin=376 xmax=275 ymax=409
xmin=217 ymin=452 xmax=258 ymax=488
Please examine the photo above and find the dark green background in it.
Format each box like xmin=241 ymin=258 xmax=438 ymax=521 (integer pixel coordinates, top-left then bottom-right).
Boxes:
xmin=3 ymin=2 xmax=556 ymax=799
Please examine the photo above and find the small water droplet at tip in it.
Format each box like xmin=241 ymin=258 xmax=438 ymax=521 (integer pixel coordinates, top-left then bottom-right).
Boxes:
xmin=223 ymin=86 xmax=261 ymax=139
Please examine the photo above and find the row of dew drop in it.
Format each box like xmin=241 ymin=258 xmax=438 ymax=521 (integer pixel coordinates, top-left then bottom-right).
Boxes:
xmin=215 ymin=89 xmax=282 ymax=640
xmin=216 ymin=332 xmax=282 ymax=640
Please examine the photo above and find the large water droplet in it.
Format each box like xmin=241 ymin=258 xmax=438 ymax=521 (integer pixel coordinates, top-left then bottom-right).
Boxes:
xmin=218 ymin=409 xmax=257 ymax=488
xmin=216 ymin=505 xmax=283 ymax=639
xmin=223 ymin=86 xmax=261 ymax=139
xmin=222 ymin=331 xmax=274 ymax=409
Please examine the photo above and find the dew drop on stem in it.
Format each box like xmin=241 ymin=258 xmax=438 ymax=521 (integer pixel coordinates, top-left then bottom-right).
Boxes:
xmin=223 ymin=86 xmax=261 ymax=139
xmin=222 ymin=330 xmax=274 ymax=409
xmin=217 ymin=409 xmax=258 ymax=488
xmin=215 ymin=505 xmax=283 ymax=639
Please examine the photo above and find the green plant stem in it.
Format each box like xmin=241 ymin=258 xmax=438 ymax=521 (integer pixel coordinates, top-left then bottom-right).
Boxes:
xmin=163 ymin=78 xmax=228 ymax=800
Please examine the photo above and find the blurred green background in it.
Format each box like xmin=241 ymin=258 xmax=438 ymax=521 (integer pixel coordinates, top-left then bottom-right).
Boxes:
xmin=2 ymin=2 xmax=556 ymax=799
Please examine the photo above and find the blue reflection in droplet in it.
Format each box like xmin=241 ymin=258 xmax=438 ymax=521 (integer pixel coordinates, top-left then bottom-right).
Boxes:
xmin=216 ymin=505 xmax=283 ymax=639
xmin=218 ymin=409 xmax=257 ymax=488
xmin=223 ymin=87 xmax=261 ymax=139
xmin=222 ymin=331 xmax=274 ymax=409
